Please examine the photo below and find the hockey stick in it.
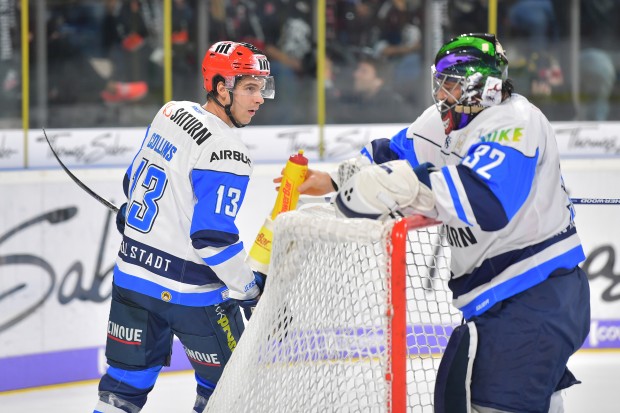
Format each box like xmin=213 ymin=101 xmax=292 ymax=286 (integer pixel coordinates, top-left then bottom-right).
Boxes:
xmin=571 ymin=198 xmax=620 ymax=205
xmin=42 ymin=129 xmax=120 ymax=213
xmin=298 ymin=194 xmax=620 ymax=207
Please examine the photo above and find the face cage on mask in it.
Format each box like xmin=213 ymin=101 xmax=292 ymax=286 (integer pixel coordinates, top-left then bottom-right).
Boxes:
xmin=431 ymin=68 xmax=475 ymax=114
xmin=431 ymin=68 xmax=488 ymax=133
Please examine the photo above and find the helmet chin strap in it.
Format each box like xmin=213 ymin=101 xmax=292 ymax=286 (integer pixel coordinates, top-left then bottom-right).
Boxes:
xmin=208 ymin=91 xmax=248 ymax=128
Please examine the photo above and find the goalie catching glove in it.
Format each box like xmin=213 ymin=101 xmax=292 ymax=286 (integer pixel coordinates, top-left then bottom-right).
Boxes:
xmin=334 ymin=160 xmax=436 ymax=221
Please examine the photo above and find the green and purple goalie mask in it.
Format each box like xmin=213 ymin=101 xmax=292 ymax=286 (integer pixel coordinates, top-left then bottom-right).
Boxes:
xmin=431 ymin=33 xmax=509 ymax=134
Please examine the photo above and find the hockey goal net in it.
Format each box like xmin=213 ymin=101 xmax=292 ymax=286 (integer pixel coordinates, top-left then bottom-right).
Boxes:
xmin=206 ymin=205 xmax=461 ymax=412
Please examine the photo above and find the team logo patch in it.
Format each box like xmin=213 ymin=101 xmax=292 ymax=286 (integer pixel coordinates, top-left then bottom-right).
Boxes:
xmin=161 ymin=291 xmax=172 ymax=302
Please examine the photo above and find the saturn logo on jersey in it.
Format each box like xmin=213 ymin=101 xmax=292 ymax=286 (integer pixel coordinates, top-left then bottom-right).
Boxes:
xmin=183 ymin=346 xmax=221 ymax=367
xmin=107 ymin=321 xmax=143 ymax=345
xmin=167 ymin=107 xmax=213 ymax=145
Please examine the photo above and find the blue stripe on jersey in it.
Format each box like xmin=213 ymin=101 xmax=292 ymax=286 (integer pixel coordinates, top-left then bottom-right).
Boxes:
xmin=449 ymin=226 xmax=579 ymax=297
xmin=113 ymin=267 xmax=229 ymax=306
xmin=367 ymin=138 xmax=401 ymax=164
xmin=191 ymin=169 xmax=249 ymax=244
xmin=388 ymin=127 xmax=420 ymax=167
xmin=192 ymin=229 xmax=239 ymax=249
xmin=455 ymin=166 xmax=508 ymax=231
xmin=119 ymin=235 xmax=221 ymax=285
xmin=460 ymin=245 xmax=585 ymax=319
xmin=202 ymin=242 xmax=244 ymax=266
xmin=442 ymin=168 xmax=473 ymax=226
xmin=360 ymin=147 xmax=372 ymax=163
xmin=460 ymin=143 xmax=538 ymax=230
xmin=107 ymin=365 xmax=161 ymax=389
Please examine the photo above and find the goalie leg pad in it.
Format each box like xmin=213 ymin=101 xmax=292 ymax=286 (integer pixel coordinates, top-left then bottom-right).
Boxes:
xmin=434 ymin=321 xmax=478 ymax=413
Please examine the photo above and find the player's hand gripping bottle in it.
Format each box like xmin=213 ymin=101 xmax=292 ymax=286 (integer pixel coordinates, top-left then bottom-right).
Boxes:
xmin=247 ymin=150 xmax=308 ymax=274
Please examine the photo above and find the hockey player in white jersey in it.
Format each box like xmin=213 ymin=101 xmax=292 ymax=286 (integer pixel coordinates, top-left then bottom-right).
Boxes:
xmin=94 ymin=41 xmax=274 ymax=413
xmin=296 ymin=33 xmax=590 ymax=412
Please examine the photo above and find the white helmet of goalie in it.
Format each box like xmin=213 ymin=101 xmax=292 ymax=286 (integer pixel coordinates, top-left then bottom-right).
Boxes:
xmin=334 ymin=160 xmax=435 ymax=221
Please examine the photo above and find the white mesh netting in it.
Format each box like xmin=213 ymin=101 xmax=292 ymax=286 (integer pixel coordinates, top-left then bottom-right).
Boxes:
xmin=205 ymin=205 xmax=461 ymax=413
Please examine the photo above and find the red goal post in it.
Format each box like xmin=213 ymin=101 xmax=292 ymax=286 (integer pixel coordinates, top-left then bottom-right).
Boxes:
xmin=206 ymin=205 xmax=460 ymax=412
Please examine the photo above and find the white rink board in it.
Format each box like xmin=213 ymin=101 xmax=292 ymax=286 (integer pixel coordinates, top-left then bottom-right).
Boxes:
xmin=0 ymin=159 xmax=619 ymax=391
xmin=2 ymin=121 xmax=620 ymax=170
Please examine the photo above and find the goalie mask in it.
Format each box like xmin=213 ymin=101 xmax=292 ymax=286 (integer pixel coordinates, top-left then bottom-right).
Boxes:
xmin=202 ymin=41 xmax=274 ymax=128
xmin=432 ymin=33 xmax=509 ymax=134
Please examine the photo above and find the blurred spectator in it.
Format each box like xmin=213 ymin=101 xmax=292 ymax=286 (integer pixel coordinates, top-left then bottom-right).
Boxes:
xmin=335 ymin=0 xmax=382 ymax=50
xmin=577 ymin=49 xmax=616 ymax=121
xmin=207 ymin=1 xmax=265 ymax=46
xmin=372 ymin=0 xmax=423 ymax=107
xmin=508 ymin=0 xmax=558 ymax=55
xmin=258 ymin=0 xmax=314 ymax=124
xmin=503 ymin=0 xmax=565 ymax=104
xmin=0 ymin=0 xmax=20 ymax=122
xmin=207 ymin=0 xmax=227 ymax=41
xmin=171 ymin=0 xmax=191 ymax=45
xmin=170 ymin=0 xmax=197 ymax=100
xmin=330 ymin=53 xmax=414 ymax=124
xmin=45 ymin=5 xmax=147 ymax=106
xmin=576 ymin=0 xmax=620 ymax=120
xmin=101 ymin=0 xmax=168 ymax=102
xmin=446 ymin=0 xmax=487 ymax=37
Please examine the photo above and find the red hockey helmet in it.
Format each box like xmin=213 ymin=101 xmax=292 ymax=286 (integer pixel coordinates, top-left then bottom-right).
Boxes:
xmin=202 ymin=41 xmax=274 ymax=99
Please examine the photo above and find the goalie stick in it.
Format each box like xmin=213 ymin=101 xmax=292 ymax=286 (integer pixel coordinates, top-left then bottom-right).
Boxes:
xmin=42 ymin=129 xmax=120 ymax=213
xmin=571 ymin=198 xmax=620 ymax=205
xmin=297 ymin=195 xmax=620 ymax=207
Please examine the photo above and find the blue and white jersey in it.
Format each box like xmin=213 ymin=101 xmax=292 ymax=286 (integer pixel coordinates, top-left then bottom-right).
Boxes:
xmin=114 ymin=101 xmax=260 ymax=306
xmin=359 ymin=95 xmax=584 ymax=319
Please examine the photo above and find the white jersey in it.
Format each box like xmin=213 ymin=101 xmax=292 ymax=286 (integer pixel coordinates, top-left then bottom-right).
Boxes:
xmin=114 ymin=101 xmax=260 ymax=306
xmin=361 ymin=95 xmax=584 ymax=319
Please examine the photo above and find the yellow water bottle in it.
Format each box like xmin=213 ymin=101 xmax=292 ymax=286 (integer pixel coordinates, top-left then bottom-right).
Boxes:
xmin=247 ymin=150 xmax=308 ymax=273
xmin=270 ymin=150 xmax=309 ymax=219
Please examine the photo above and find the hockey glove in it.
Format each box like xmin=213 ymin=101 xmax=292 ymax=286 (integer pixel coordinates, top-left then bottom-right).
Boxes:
xmin=334 ymin=160 xmax=435 ymax=221
xmin=237 ymin=271 xmax=266 ymax=321
xmin=329 ymin=154 xmax=372 ymax=190
xmin=115 ymin=202 xmax=128 ymax=234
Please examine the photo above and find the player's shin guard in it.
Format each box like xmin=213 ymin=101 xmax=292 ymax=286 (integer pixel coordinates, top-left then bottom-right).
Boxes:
xmin=434 ymin=321 xmax=478 ymax=413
